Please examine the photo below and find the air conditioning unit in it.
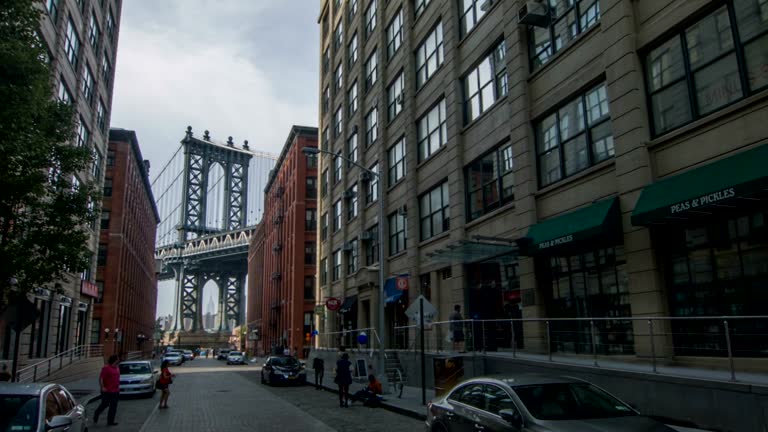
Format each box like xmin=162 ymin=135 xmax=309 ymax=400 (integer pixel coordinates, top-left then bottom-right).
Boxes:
xmin=359 ymin=171 xmax=372 ymax=182
xmin=342 ymin=189 xmax=357 ymax=199
xmin=271 ymin=272 xmax=281 ymax=280
xmin=518 ymin=1 xmax=551 ymax=27
xmin=273 ymin=215 xmax=283 ymax=225
xmin=397 ymin=205 xmax=407 ymax=216
xmin=360 ymin=230 xmax=372 ymax=241
xmin=396 ymin=93 xmax=404 ymax=105
xmin=342 ymin=241 xmax=355 ymax=251
xmin=352 ymin=125 xmax=358 ymax=133
xmin=480 ymin=0 xmax=494 ymax=12
xmin=272 ymin=243 xmax=282 ymax=252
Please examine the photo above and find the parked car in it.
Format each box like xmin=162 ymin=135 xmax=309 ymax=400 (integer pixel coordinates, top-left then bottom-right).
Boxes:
xmin=217 ymin=349 xmax=231 ymax=360
xmin=260 ymin=356 xmax=306 ymax=385
xmin=0 ymin=382 xmax=86 ymax=432
xmin=118 ymin=361 xmax=157 ymax=397
xmin=162 ymin=352 xmax=183 ymax=366
xmin=226 ymin=351 xmax=246 ymax=365
xmin=182 ymin=350 xmax=194 ymax=361
xmin=426 ymin=374 xmax=677 ymax=432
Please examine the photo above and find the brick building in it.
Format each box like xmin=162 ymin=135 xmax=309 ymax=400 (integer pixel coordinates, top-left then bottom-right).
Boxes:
xmin=93 ymin=129 xmax=160 ymax=358
xmin=247 ymin=126 xmax=319 ymax=358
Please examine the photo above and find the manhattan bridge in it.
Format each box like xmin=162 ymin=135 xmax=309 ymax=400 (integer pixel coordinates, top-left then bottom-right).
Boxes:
xmin=152 ymin=126 xmax=277 ymax=340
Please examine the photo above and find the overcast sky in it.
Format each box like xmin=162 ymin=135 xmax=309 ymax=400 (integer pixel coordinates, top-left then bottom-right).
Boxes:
xmin=109 ymin=1 xmax=320 ymax=318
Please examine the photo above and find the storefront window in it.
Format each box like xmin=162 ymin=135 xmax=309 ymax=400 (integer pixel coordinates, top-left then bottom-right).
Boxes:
xmin=660 ymin=210 xmax=768 ymax=357
xmin=542 ymin=246 xmax=633 ymax=355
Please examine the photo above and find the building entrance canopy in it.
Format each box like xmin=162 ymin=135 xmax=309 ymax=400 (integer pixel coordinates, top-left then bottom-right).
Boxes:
xmin=425 ymin=240 xmax=516 ymax=264
xmin=338 ymin=296 xmax=357 ymax=314
xmin=632 ymin=144 xmax=768 ymax=226
xmin=517 ymin=197 xmax=621 ymax=256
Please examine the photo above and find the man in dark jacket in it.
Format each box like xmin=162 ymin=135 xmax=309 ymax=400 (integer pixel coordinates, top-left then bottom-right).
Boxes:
xmin=312 ymin=357 xmax=325 ymax=389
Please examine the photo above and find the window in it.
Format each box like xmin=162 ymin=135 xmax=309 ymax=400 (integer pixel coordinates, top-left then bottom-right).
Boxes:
xmin=65 ymin=18 xmax=80 ymax=67
xmin=466 ymin=142 xmax=514 ymax=221
xmin=103 ymin=178 xmax=112 ymax=197
xmin=57 ymin=79 xmax=72 ymax=104
xmin=97 ymin=243 xmax=108 ymax=266
xmin=321 ymin=212 xmax=329 ymax=240
xmin=106 ymin=9 xmax=115 ymax=42
xmin=334 ymin=105 xmax=343 ymax=138
xmin=321 ymin=168 xmax=329 ymax=196
xmin=90 ymin=318 xmax=101 ymax=344
xmin=305 ymin=242 xmax=316 ymax=265
xmin=365 ymin=50 xmax=378 ymax=91
xmin=417 ymin=99 xmax=447 ymax=161
xmin=332 ymin=249 xmax=342 ymax=281
xmin=388 ymin=138 xmax=406 ymax=186
xmin=333 ymin=154 xmax=343 ymax=183
xmin=101 ymin=53 xmax=111 ymax=85
xmin=416 ymin=22 xmax=444 ymax=88
xmin=387 ymin=9 xmax=404 ymax=59
xmin=107 ymin=150 xmax=115 ymax=167
xmin=365 ymin=0 xmax=377 ymax=38
xmin=88 ymin=11 xmax=100 ymax=49
xmin=387 ymin=72 xmax=405 ymax=121
xmin=320 ymin=257 xmax=328 ymax=285
xmin=347 ymin=238 xmax=359 ymax=274
xmin=645 ymin=1 xmax=768 ymax=136
xmin=333 ymin=199 xmax=342 ymax=231
xmin=389 ymin=213 xmax=407 ymax=255
xmin=306 ymin=209 xmax=317 ymax=231
xmin=334 ymin=20 xmax=344 ymax=51
xmin=304 ymin=276 xmax=315 ymax=299
xmin=347 ymin=132 xmax=358 ymax=167
xmin=366 ymin=162 xmax=379 ymax=204
xmin=347 ymin=184 xmax=359 ymax=220
xmin=323 ymin=85 xmax=330 ymax=114
xmin=463 ymin=39 xmax=508 ymax=124
xmin=76 ymin=119 xmax=89 ymax=147
xmin=366 ymin=224 xmax=379 ymax=265
xmin=348 ymin=81 xmax=358 ymax=116
xmin=100 ymin=210 xmax=110 ymax=229
xmin=460 ymin=0 xmax=488 ymax=37
xmin=420 ymin=182 xmax=450 ymax=240
xmin=350 ymin=0 xmax=359 ymax=20
xmin=82 ymin=65 xmax=94 ymax=103
xmin=47 ymin=0 xmax=59 ymax=20
xmin=335 ymin=63 xmax=343 ymax=92
xmin=91 ymin=147 xmax=103 ymax=178
xmin=322 ymin=127 xmax=330 ymax=152
xmin=365 ymin=107 xmax=378 ymax=146
xmin=536 ymin=83 xmax=612 ymax=187
xmin=335 ymin=0 xmax=342 ymax=12
xmin=415 ymin=0 xmax=432 ymax=17
xmin=307 ymin=151 xmax=318 ymax=169
xmin=96 ymin=99 xmax=106 ymax=132
xmin=529 ymin=0 xmax=601 ymax=71
xmin=306 ymin=176 xmax=317 ymax=199
xmin=323 ymin=46 xmax=330 ymax=74
xmin=349 ymin=33 xmax=359 ymax=67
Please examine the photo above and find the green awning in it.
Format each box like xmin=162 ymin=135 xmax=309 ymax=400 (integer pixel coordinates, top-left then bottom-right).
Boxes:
xmin=631 ymin=145 xmax=768 ymax=226
xmin=518 ymin=198 xmax=621 ymax=256
xmin=425 ymin=241 xmax=516 ymax=265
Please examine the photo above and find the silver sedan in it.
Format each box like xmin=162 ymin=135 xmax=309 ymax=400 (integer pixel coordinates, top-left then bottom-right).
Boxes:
xmin=119 ymin=361 xmax=157 ymax=397
xmin=0 ymin=382 xmax=86 ymax=432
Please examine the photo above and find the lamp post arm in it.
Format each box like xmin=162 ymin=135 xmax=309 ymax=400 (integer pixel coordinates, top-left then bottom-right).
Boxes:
xmin=311 ymin=148 xmax=380 ymax=179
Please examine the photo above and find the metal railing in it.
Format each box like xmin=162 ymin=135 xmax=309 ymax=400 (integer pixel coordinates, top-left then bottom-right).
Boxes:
xmin=16 ymin=344 xmax=103 ymax=383
xmin=317 ymin=316 xmax=768 ymax=383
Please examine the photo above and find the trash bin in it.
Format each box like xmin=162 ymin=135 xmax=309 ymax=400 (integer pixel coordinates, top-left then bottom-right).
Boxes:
xmin=433 ymin=356 xmax=464 ymax=397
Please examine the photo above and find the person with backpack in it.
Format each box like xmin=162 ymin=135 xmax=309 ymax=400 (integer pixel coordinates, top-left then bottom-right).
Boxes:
xmin=157 ymin=360 xmax=175 ymax=409
xmin=312 ymin=356 xmax=325 ymax=390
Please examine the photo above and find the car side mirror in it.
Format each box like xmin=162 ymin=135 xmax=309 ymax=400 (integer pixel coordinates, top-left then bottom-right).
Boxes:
xmin=498 ymin=409 xmax=523 ymax=430
xmin=154 ymin=369 xmax=159 ymax=374
xmin=46 ymin=415 xmax=73 ymax=430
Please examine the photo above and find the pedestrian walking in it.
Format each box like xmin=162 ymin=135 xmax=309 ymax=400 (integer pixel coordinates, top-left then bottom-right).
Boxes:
xmin=312 ymin=356 xmax=325 ymax=390
xmin=450 ymin=304 xmax=466 ymax=353
xmin=93 ymin=354 xmax=120 ymax=426
xmin=292 ymin=346 xmax=299 ymax=358
xmin=334 ymin=353 xmax=353 ymax=407
xmin=0 ymin=363 xmax=12 ymax=381
xmin=157 ymin=360 xmax=175 ymax=409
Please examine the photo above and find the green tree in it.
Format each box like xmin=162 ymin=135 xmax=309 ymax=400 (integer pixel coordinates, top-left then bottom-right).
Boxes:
xmin=0 ymin=0 xmax=99 ymax=309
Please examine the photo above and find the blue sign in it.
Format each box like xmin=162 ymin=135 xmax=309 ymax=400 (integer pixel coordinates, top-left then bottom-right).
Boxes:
xmin=357 ymin=332 xmax=368 ymax=345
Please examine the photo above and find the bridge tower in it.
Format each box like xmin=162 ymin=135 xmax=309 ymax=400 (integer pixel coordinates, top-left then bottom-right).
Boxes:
xmin=169 ymin=126 xmax=252 ymax=333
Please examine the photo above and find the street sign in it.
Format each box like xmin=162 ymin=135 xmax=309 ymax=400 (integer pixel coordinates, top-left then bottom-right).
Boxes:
xmin=396 ymin=276 xmax=409 ymax=290
xmin=325 ymin=297 xmax=341 ymax=311
xmin=314 ymin=305 xmax=325 ymax=315
xmin=405 ymin=295 xmax=438 ymax=326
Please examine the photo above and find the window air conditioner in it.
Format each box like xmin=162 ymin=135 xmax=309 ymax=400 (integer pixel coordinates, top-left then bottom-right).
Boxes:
xmin=359 ymin=171 xmax=372 ymax=182
xmin=518 ymin=1 xmax=551 ymax=27
xmin=342 ymin=241 xmax=354 ymax=251
xmin=360 ymin=230 xmax=372 ymax=241
xmin=397 ymin=205 xmax=407 ymax=216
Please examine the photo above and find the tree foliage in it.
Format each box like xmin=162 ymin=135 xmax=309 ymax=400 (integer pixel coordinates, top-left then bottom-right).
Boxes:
xmin=0 ymin=0 xmax=99 ymax=308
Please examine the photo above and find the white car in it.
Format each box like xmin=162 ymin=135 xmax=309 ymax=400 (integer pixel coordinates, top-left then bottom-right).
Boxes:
xmin=226 ymin=351 xmax=246 ymax=365
xmin=162 ymin=352 xmax=183 ymax=366
xmin=0 ymin=382 xmax=86 ymax=432
xmin=118 ymin=361 xmax=157 ymax=397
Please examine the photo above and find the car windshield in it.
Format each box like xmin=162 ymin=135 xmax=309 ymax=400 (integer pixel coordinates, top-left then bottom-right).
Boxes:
xmin=229 ymin=352 xmax=241 ymax=356
xmin=0 ymin=395 xmax=39 ymax=431
xmin=165 ymin=353 xmax=180 ymax=358
xmin=271 ymin=357 xmax=299 ymax=367
xmin=120 ymin=363 xmax=152 ymax=374
xmin=513 ymin=383 xmax=636 ymax=420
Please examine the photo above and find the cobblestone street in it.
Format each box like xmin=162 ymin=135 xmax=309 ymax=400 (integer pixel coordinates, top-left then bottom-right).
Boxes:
xmin=86 ymin=358 xmax=422 ymax=432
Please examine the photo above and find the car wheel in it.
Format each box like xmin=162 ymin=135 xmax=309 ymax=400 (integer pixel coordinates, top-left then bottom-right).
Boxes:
xmin=261 ymin=373 xmax=266 ymax=384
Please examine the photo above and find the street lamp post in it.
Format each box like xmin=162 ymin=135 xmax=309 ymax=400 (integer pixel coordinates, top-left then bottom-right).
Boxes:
xmin=302 ymin=147 xmax=387 ymax=387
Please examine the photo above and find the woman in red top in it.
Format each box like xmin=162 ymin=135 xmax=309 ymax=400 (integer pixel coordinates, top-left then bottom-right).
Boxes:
xmin=157 ymin=360 xmax=175 ymax=409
